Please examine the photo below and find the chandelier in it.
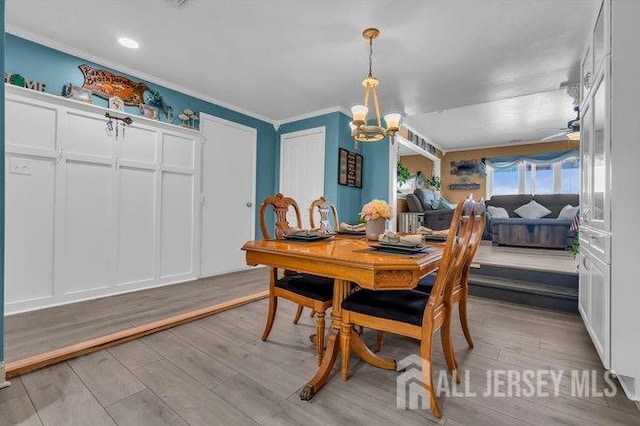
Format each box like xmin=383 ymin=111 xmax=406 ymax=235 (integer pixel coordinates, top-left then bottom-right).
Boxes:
xmin=350 ymin=28 xmax=401 ymax=144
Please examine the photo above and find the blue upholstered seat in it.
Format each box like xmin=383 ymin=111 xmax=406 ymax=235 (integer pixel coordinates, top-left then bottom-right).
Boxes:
xmin=275 ymin=274 xmax=334 ymax=302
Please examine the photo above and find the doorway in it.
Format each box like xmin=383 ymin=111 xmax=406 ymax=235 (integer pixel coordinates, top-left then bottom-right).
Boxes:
xmin=200 ymin=113 xmax=256 ymax=277
xmin=279 ymin=127 xmax=326 ymax=227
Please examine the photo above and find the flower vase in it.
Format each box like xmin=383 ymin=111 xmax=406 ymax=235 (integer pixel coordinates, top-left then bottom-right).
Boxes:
xmin=366 ymin=218 xmax=386 ymax=241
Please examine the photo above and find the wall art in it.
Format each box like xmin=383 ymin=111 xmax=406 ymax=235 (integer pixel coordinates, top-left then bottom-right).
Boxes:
xmin=78 ymin=64 xmax=147 ymax=105
xmin=338 ymin=148 xmax=363 ymax=188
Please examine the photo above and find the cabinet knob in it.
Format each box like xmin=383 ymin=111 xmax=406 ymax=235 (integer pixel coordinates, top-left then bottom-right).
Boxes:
xmin=246 ymin=202 xmax=253 ymax=207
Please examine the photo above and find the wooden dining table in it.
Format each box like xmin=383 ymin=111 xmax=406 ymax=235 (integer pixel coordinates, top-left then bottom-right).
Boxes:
xmin=242 ymin=236 xmax=442 ymax=400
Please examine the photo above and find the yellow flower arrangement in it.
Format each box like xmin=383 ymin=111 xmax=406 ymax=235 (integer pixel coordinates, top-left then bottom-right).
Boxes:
xmin=360 ymin=199 xmax=392 ymax=221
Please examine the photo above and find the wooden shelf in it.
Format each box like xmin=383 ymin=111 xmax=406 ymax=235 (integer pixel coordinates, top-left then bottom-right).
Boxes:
xmin=449 ymin=183 xmax=480 ymax=190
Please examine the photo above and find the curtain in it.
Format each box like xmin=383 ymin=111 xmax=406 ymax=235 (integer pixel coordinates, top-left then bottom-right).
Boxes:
xmin=484 ymin=148 xmax=579 ymax=170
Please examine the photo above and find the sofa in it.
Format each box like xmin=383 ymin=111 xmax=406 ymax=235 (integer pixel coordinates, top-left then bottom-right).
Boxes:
xmin=405 ymin=188 xmax=455 ymax=231
xmin=485 ymin=194 xmax=579 ymax=249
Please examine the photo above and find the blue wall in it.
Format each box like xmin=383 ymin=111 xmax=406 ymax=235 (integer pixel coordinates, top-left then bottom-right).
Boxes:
xmin=1 ymin=0 xmax=6 ymax=364
xmin=277 ymin=111 xmax=365 ymax=223
xmin=4 ymin=34 xmax=278 ymax=236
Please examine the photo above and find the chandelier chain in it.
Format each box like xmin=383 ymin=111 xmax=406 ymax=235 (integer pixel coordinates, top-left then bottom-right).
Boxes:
xmin=368 ymin=36 xmax=373 ymax=78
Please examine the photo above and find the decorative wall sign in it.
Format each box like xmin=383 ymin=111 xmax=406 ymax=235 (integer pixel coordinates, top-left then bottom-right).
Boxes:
xmin=108 ymin=96 xmax=124 ymax=111
xmin=4 ymin=73 xmax=46 ymax=91
xmin=450 ymin=159 xmax=480 ymax=175
xmin=78 ymin=64 xmax=147 ymax=105
xmin=338 ymin=148 xmax=363 ymax=188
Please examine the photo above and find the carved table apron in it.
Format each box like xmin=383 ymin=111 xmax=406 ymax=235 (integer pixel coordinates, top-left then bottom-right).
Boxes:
xmin=242 ymin=237 xmax=442 ymax=400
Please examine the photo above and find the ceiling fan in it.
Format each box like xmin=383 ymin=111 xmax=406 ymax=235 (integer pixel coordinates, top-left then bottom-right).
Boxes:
xmin=542 ymin=106 xmax=580 ymax=141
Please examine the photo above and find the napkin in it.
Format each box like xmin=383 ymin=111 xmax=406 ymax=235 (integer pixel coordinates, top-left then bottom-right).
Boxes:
xmin=287 ymin=228 xmax=322 ymax=237
xmin=339 ymin=222 xmax=366 ymax=231
xmin=378 ymin=231 xmax=423 ymax=246
xmin=417 ymin=226 xmax=450 ymax=238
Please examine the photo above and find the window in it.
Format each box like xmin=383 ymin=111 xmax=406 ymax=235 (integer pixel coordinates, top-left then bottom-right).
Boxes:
xmin=487 ymin=157 xmax=580 ymax=197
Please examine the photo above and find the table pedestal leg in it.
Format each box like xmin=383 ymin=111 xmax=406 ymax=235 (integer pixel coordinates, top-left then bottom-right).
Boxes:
xmin=299 ymin=279 xmax=353 ymax=400
xmin=350 ymin=330 xmax=397 ymax=371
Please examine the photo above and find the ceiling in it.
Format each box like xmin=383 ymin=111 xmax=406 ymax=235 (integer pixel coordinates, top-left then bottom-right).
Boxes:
xmin=6 ymin=0 xmax=599 ymax=151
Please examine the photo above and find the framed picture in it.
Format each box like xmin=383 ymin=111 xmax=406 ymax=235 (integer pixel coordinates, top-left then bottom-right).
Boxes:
xmin=338 ymin=148 xmax=363 ymax=188
xmin=139 ymin=104 xmax=158 ymax=120
xmin=62 ymin=84 xmax=93 ymax=104
xmin=108 ymin=96 xmax=124 ymax=111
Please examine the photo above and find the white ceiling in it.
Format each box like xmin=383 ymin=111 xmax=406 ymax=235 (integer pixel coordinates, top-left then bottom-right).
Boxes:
xmin=6 ymin=0 xmax=599 ymax=150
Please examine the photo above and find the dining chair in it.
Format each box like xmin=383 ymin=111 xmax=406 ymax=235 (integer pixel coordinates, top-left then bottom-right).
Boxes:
xmin=415 ymin=197 xmax=486 ymax=349
xmin=375 ymin=196 xmax=486 ymax=352
xmin=259 ymin=193 xmax=334 ymax=365
xmin=339 ymin=197 xmax=480 ymax=419
xmin=309 ymin=196 xmax=339 ymax=234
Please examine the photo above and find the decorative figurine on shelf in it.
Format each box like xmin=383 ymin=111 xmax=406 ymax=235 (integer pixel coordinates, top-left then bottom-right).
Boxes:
xmin=178 ymin=109 xmax=200 ymax=129
xmin=146 ymin=90 xmax=174 ymax=123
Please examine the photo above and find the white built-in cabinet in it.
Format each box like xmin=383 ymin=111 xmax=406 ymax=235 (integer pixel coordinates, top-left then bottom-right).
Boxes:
xmin=578 ymin=0 xmax=640 ymax=401
xmin=4 ymin=85 xmax=255 ymax=314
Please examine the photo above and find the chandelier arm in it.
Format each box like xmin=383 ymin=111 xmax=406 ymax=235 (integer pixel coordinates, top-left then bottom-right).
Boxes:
xmin=372 ymin=85 xmax=382 ymax=127
xmin=363 ymin=84 xmax=370 ymax=110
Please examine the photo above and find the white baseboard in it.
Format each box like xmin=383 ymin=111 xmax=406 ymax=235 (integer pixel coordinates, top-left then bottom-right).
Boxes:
xmin=0 ymin=362 xmax=10 ymax=389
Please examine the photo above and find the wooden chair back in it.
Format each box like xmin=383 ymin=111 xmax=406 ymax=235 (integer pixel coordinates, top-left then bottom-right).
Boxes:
xmin=421 ymin=198 xmax=477 ymax=329
xmin=309 ymin=196 xmax=339 ymax=233
xmin=455 ymin=199 xmax=486 ymax=294
xmin=259 ymin=193 xmax=302 ymax=240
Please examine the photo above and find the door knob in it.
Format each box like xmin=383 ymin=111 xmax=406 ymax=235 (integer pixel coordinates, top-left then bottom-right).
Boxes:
xmin=246 ymin=202 xmax=253 ymax=207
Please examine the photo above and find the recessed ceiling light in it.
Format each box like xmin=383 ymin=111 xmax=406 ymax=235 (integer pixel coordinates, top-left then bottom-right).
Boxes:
xmin=118 ymin=37 xmax=139 ymax=49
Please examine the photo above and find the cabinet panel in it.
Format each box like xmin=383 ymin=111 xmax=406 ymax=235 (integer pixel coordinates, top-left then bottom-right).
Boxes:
xmin=578 ymin=253 xmax=591 ymax=325
xmin=163 ymin=133 xmax=195 ymax=169
xmin=5 ymin=155 xmax=56 ymax=303
xmin=62 ymin=161 xmax=113 ymax=294
xmin=65 ymin=112 xmax=115 ymax=158
xmin=6 ymin=100 xmax=57 ymax=150
xmin=160 ymin=172 xmax=194 ymax=278
xmin=588 ymin=252 xmax=610 ymax=368
xmin=590 ymin=67 xmax=610 ymax=231
xmin=118 ymin=126 xmax=157 ymax=163
xmin=117 ymin=168 xmax=156 ymax=284
xmin=580 ymin=101 xmax=592 ymax=224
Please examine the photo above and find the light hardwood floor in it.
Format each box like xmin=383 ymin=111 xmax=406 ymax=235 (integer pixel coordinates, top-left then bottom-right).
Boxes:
xmin=474 ymin=242 xmax=579 ymax=274
xmin=4 ymin=268 xmax=269 ymax=363
xmin=1 ymin=295 xmax=638 ymax=425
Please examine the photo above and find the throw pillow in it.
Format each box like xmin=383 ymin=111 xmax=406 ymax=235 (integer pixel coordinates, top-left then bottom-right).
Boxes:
xmin=487 ymin=206 xmax=509 ymax=219
xmin=558 ymin=204 xmax=579 ymax=220
xmin=514 ymin=200 xmax=552 ymax=219
xmin=433 ymin=197 xmax=454 ymax=210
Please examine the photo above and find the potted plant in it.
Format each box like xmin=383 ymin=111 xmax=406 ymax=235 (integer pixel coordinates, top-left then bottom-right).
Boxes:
xmin=425 ymin=175 xmax=441 ymax=191
xmin=397 ymin=162 xmax=411 ymax=186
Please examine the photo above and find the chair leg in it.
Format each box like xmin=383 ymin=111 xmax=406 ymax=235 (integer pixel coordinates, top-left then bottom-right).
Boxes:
xmin=420 ymin=333 xmax=441 ymax=419
xmin=309 ymin=309 xmax=316 ymax=317
xmin=315 ymin=311 xmax=326 ymax=365
xmin=441 ymin=319 xmax=460 ymax=384
xmin=293 ymin=305 xmax=304 ymax=324
xmin=261 ymin=294 xmax=278 ymax=341
xmin=375 ymin=330 xmax=384 ymax=352
xmin=340 ymin=321 xmax=352 ymax=381
xmin=459 ymin=296 xmax=474 ymax=348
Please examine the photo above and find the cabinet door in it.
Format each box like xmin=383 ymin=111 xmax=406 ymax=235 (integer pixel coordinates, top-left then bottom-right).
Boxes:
xmin=581 ymin=43 xmax=593 ymax=102
xmin=587 ymin=251 xmax=610 ymax=368
xmin=578 ymin=252 xmax=591 ymax=326
xmin=590 ymin=64 xmax=610 ymax=232
xmin=580 ymin=101 xmax=592 ymax=226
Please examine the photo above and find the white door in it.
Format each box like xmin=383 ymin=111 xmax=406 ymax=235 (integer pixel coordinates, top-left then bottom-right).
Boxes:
xmin=279 ymin=127 xmax=325 ymax=228
xmin=200 ymin=114 xmax=256 ymax=277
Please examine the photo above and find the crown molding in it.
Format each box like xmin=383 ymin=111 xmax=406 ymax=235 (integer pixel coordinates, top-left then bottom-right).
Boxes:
xmin=275 ymin=106 xmax=351 ymax=129
xmin=6 ymin=25 xmax=276 ymax=126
